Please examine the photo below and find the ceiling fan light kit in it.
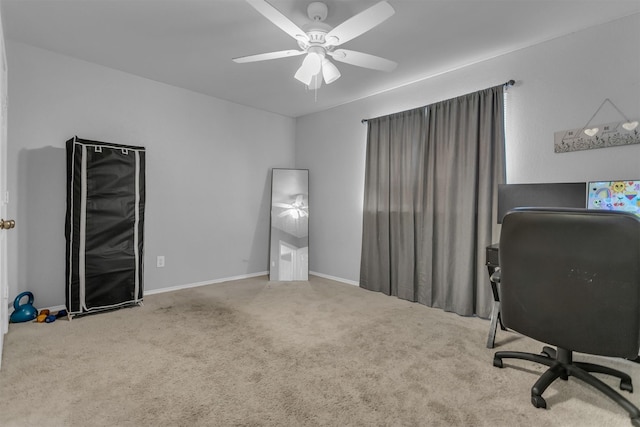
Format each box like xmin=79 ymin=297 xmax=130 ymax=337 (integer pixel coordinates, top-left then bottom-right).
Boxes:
xmin=321 ymin=57 xmax=340 ymax=84
xmin=294 ymin=48 xmax=323 ymax=85
xmin=234 ymin=0 xmax=397 ymax=90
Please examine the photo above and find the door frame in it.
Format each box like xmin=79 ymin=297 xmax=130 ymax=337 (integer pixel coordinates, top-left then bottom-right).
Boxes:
xmin=0 ymin=6 xmax=9 ymax=369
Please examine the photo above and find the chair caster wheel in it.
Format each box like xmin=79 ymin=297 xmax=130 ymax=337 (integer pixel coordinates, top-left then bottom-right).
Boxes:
xmin=621 ymin=379 xmax=633 ymax=393
xmin=493 ymin=357 xmax=503 ymax=368
xmin=531 ymin=395 xmax=547 ymax=409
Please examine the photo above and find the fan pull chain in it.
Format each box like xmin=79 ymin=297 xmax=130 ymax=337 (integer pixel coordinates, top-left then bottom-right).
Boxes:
xmin=315 ymin=74 xmax=318 ymax=102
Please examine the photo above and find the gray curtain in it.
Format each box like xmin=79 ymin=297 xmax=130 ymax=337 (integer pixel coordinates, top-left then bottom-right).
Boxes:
xmin=360 ymin=85 xmax=505 ymax=318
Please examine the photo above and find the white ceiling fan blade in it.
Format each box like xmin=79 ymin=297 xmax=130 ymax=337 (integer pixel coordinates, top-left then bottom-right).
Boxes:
xmin=294 ymin=53 xmax=322 ymax=85
xmin=233 ymin=50 xmax=305 ymax=63
xmin=324 ymin=1 xmax=394 ymax=47
xmin=329 ymin=49 xmax=397 ymax=72
xmin=247 ymin=0 xmax=309 ymax=43
xmin=274 ymin=202 xmax=294 ymax=208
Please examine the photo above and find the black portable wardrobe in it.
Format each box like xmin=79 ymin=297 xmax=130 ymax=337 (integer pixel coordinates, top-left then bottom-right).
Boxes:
xmin=65 ymin=136 xmax=145 ymax=316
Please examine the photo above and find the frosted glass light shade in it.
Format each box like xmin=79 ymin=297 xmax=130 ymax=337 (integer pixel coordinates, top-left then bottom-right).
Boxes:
xmin=294 ymin=53 xmax=322 ymax=85
xmin=321 ymin=58 xmax=341 ymax=84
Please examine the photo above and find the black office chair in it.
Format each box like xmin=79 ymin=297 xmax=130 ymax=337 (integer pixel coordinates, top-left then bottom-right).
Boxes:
xmin=493 ymin=208 xmax=640 ymax=423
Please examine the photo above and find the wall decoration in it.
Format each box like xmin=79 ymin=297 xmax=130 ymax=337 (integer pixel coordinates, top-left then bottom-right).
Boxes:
xmin=587 ymin=180 xmax=640 ymax=217
xmin=554 ymin=120 xmax=639 ymax=153
xmin=554 ymin=98 xmax=639 ymax=153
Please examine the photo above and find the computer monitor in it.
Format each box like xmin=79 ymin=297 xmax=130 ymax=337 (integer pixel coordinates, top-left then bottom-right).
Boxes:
xmin=587 ymin=180 xmax=640 ymax=217
xmin=497 ymin=182 xmax=587 ymax=223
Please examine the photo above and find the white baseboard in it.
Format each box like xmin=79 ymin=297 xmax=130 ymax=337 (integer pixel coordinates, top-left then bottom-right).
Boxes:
xmin=29 ymin=270 xmax=358 ymax=315
xmin=44 ymin=305 xmax=67 ymax=313
xmin=146 ymin=271 xmax=360 ymax=295
xmin=31 ymin=273 xmax=268 ymax=314
xmin=310 ymin=271 xmax=360 ymax=287
xmin=144 ymin=271 xmax=268 ymax=296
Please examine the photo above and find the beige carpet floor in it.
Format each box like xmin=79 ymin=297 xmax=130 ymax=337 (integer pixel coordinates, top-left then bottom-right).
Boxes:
xmin=0 ymin=275 xmax=638 ymax=426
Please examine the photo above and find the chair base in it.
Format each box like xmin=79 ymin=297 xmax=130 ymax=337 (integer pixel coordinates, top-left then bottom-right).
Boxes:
xmin=494 ymin=346 xmax=640 ymax=422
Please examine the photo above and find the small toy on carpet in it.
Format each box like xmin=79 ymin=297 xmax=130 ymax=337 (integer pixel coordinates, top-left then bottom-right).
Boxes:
xmin=36 ymin=309 xmax=68 ymax=323
xmin=36 ymin=309 xmax=50 ymax=323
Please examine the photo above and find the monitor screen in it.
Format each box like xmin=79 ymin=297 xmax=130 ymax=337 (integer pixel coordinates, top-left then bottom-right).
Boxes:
xmin=497 ymin=182 xmax=587 ymax=223
xmin=587 ymin=180 xmax=640 ymax=217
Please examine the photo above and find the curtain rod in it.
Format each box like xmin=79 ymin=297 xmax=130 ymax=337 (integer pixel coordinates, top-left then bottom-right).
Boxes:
xmin=360 ymin=79 xmax=516 ymax=124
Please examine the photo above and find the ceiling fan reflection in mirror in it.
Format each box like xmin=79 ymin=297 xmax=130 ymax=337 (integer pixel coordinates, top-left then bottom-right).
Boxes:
xmin=274 ymin=194 xmax=309 ymax=219
xmin=233 ymin=0 xmax=397 ymax=89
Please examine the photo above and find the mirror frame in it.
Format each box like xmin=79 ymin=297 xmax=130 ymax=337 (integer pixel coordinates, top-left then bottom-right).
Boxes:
xmin=268 ymin=168 xmax=309 ymax=281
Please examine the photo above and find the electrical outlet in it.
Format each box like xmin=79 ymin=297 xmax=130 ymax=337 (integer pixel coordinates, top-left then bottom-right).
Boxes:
xmin=156 ymin=256 xmax=165 ymax=268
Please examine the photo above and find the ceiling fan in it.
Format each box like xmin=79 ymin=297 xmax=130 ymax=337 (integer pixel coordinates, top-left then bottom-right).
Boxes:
xmin=233 ymin=0 xmax=397 ymax=89
xmin=274 ymin=194 xmax=309 ymax=219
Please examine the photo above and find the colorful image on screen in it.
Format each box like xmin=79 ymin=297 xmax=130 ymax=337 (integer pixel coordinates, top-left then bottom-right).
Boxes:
xmin=587 ymin=180 xmax=640 ymax=217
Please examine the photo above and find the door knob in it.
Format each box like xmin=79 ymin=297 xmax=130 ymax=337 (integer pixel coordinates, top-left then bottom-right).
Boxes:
xmin=0 ymin=219 xmax=15 ymax=229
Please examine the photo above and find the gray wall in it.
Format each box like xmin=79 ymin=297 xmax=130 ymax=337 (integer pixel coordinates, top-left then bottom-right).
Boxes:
xmin=295 ymin=14 xmax=640 ymax=284
xmin=5 ymin=14 xmax=640 ymax=307
xmin=6 ymin=42 xmax=295 ymax=308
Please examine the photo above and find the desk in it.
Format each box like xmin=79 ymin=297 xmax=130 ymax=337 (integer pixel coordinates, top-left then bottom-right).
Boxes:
xmin=486 ymin=243 xmax=506 ymax=348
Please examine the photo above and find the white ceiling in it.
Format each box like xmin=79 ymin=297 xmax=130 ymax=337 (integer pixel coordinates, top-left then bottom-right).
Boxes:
xmin=2 ymin=0 xmax=639 ymax=118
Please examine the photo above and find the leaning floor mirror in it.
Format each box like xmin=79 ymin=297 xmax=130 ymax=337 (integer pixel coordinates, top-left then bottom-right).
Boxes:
xmin=269 ymin=169 xmax=309 ymax=281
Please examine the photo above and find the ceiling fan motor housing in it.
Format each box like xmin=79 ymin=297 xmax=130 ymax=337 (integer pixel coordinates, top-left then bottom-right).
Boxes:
xmin=307 ymin=2 xmax=328 ymax=21
xmin=298 ymin=29 xmax=333 ymax=50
